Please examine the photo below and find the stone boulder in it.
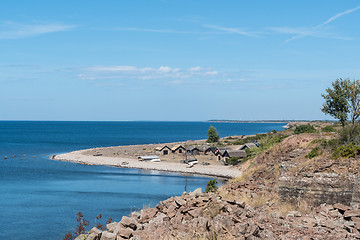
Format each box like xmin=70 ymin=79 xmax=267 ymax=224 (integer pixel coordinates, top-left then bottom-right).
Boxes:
xmin=100 ymin=231 xmax=116 ymax=240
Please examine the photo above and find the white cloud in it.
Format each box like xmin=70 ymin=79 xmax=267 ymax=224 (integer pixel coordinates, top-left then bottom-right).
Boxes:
xmin=205 ymin=71 xmax=218 ymax=76
xmin=0 ymin=21 xmax=76 ymax=39
xmin=189 ymin=66 xmax=202 ymax=71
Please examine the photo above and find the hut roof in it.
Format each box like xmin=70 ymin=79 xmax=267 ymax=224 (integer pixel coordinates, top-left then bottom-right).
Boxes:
xmin=171 ymin=145 xmax=185 ymax=151
xmin=187 ymin=145 xmax=200 ymax=151
xmin=218 ymin=150 xmax=227 ymax=156
xmin=198 ymin=145 xmax=211 ymax=152
xmin=239 ymin=143 xmax=257 ymax=150
xmin=226 ymin=150 xmax=247 ymax=158
xmin=155 ymin=145 xmax=171 ymax=151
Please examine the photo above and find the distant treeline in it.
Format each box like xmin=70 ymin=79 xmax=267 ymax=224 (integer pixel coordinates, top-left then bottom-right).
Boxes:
xmin=207 ymin=120 xmax=336 ymax=123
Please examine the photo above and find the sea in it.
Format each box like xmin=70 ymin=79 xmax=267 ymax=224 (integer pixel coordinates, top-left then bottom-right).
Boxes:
xmin=0 ymin=121 xmax=285 ymax=240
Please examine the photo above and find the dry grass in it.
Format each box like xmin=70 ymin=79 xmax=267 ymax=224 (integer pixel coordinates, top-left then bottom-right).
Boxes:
xmin=240 ymin=192 xmax=278 ymax=208
xmin=276 ymin=198 xmax=312 ymax=216
xmin=232 ymin=163 xmax=267 ymax=183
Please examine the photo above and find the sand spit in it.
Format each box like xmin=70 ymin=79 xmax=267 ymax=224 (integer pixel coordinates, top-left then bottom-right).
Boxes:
xmin=53 ymin=150 xmax=242 ymax=178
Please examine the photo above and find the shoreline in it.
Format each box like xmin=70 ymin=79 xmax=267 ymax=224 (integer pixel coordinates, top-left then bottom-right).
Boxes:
xmin=53 ymin=149 xmax=242 ymax=179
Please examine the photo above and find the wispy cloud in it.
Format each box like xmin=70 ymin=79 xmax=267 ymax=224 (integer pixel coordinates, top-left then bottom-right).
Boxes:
xmin=319 ymin=5 xmax=360 ymax=26
xmin=114 ymin=27 xmax=202 ymax=34
xmin=0 ymin=21 xmax=76 ymax=39
xmin=203 ymin=24 xmax=259 ymax=37
xmin=79 ymin=65 xmax=220 ymax=81
xmin=115 ymin=25 xmax=258 ymax=37
xmin=270 ymin=26 xmax=353 ymax=41
xmin=276 ymin=5 xmax=360 ymax=43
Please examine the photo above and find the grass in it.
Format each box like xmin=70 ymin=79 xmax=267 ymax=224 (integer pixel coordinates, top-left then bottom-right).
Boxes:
xmin=241 ymin=133 xmax=288 ymax=161
xmin=233 ymin=164 xmax=267 ymax=183
xmin=276 ymin=199 xmax=311 ymax=216
xmin=321 ymin=125 xmax=336 ymax=132
xmin=305 ymin=147 xmax=321 ymax=159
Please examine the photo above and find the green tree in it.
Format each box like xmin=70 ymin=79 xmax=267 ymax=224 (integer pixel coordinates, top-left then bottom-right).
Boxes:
xmin=345 ymin=79 xmax=360 ymax=125
xmin=207 ymin=126 xmax=220 ymax=143
xmin=321 ymin=78 xmax=349 ymax=127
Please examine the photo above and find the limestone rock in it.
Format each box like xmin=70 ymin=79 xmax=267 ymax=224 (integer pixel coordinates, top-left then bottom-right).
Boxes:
xmin=131 ymin=235 xmax=141 ymax=240
xmin=117 ymin=227 xmax=133 ymax=239
xmin=107 ymin=222 xmax=120 ymax=234
xmin=190 ymin=188 xmax=202 ymax=196
xmin=120 ymin=216 xmax=137 ymax=230
xmin=100 ymin=231 xmax=116 ymax=240
xmin=333 ymin=203 xmax=352 ymax=213
xmin=87 ymin=227 xmax=102 ymax=240
xmin=344 ymin=209 xmax=360 ymax=219
xmin=75 ymin=234 xmax=87 ymax=240
xmin=86 ymin=232 xmax=101 ymax=240
xmin=139 ymin=208 xmax=158 ymax=224
xmin=149 ymin=213 xmax=169 ymax=226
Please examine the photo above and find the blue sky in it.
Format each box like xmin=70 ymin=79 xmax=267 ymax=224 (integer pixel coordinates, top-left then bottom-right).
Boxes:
xmin=1 ymin=0 xmax=360 ymax=121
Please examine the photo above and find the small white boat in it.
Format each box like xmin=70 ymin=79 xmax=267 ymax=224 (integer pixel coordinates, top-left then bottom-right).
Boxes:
xmin=150 ymin=158 xmax=161 ymax=162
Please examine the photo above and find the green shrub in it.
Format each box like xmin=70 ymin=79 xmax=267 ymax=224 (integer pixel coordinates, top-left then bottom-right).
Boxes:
xmin=321 ymin=126 xmax=336 ymax=132
xmin=305 ymin=147 xmax=321 ymax=159
xmin=231 ymin=133 xmax=267 ymax=145
xmin=226 ymin=157 xmax=240 ymax=166
xmin=205 ymin=179 xmax=218 ymax=193
xmin=294 ymin=124 xmax=316 ymax=134
xmin=332 ymin=143 xmax=360 ymax=159
xmin=339 ymin=124 xmax=360 ymax=144
xmin=310 ymin=139 xmax=322 ymax=144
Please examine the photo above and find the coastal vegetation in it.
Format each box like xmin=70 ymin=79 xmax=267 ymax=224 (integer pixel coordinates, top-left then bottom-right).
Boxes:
xmin=294 ymin=124 xmax=316 ymax=134
xmin=62 ymin=212 xmax=113 ymax=240
xmin=205 ymin=179 xmax=218 ymax=193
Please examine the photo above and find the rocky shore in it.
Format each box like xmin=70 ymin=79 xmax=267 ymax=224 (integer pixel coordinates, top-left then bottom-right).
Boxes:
xmin=75 ymin=188 xmax=360 ymax=240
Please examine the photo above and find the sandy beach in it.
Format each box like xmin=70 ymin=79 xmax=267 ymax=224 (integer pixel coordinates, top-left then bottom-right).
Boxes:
xmin=53 ymin=148 xmax=242 ymax=178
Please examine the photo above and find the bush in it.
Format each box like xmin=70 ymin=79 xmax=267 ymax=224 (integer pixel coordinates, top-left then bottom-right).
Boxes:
xmin=231 ymin=133 xmax=267 ymax=145
xmin=226 ymin=157 xmax=240 ymax=166
xmin=321 ymin=139 xmax=341 ymax=150
xmin=321 ymin=126 xmax=336 ymax=132
xmin=294 ymin=124 xmax=316 ymax=134
xmin=339 ymin=124 xmax=360 ymax=144
xmin=305 ymin=147 xmax=321 ymax=159
xmin=205 ymin=179 xmax=218 ymax=193
xmin=332 ymin=143 xmax=360 ymax=159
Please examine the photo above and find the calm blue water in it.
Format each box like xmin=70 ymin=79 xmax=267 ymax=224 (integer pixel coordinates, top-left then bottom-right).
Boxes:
xmin=0 ymin=121 xmax=285 ymax=240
